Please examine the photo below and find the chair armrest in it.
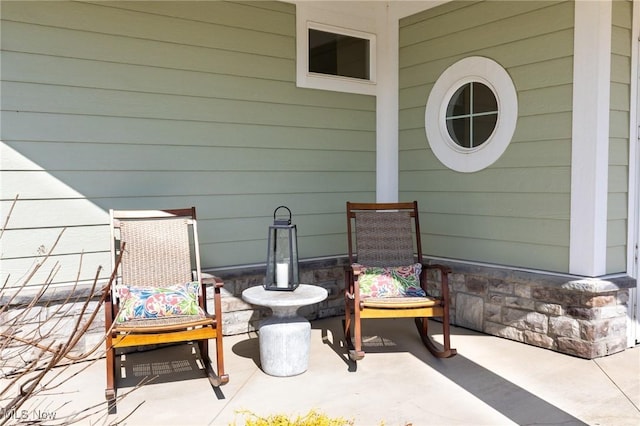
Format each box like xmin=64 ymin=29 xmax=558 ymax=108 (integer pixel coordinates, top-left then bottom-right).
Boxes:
xmin=350 ymin=264 xmax=363 ymax=275
xmin=422 ymin=263 xmax=452 ymax=301
xmin=202 ymin=272 xmax=224 ymax=289
xmin=344 ymin=264 xmax=363 ymax=301
xmin=199 ymin=273 xmax=224 ymax=318
xmin=104 ymin=292 xmax=115 ymax=329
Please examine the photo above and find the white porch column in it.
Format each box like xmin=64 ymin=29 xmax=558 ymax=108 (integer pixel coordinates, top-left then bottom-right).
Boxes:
xmin=375 ymin=3 xmax=399 ymax=203
xmin=569 ymin=0 xmax=612 ymax=276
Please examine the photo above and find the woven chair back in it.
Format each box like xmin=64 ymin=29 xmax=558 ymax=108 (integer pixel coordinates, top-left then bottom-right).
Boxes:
xmin=118 ymin=218 xmax=193 ymax=287
xmin=354 ymin=211 xmax=415 ymax=267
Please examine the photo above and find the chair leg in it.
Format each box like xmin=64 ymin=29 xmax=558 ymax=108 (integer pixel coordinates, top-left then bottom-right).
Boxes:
xmin=199 ymin=336 xmax=229 ymax=387
xmin=200 ymin=336 xmax=209 ymax=361
xmin=347 ymin=303 xmax=365 ymax=361
xmin=105 ymin=344 xmax=117 ymax=414
xmin=343 ymin=299 xmax=353 ymax=349
xmin=342 ymin=318 xmax=354 ymax=354
xmin=214 ymin=334 xmax=228 ymax=385
xmin=415 ymin=318 xmax=457 ymax=358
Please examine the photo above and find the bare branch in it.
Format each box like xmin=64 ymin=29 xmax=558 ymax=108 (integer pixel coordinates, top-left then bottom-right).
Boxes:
xmin=1 ymin=196 xmax=141 ymax=424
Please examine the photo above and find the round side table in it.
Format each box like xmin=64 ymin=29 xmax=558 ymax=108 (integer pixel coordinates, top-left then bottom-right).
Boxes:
xmin=241 ymin=284 xmax=328 ymax=377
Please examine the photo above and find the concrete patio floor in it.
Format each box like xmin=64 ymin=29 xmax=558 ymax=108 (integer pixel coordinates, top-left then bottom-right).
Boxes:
xmin=13 ymin=317 xmax=640 ymax=425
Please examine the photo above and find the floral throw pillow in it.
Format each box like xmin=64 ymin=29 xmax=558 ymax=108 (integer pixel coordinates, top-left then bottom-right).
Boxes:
xmin=355 ymin=263 xmax=426 ymax=298
xmin=116 ymin=281 xmax=203 ymax=322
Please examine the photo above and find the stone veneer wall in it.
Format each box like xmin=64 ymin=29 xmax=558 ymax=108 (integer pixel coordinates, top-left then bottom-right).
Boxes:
xmin=0 ymin=258 xmax=349 ymax=364
xmin=217 ymin=257 xmax=636 ymax=359
xmin=1 ymin=257 xmax=635 ymax=362
xmin=0 ymin=286 xmax=106 ymax=364
xmin=425 ymin=259 xmax=635 ymax=359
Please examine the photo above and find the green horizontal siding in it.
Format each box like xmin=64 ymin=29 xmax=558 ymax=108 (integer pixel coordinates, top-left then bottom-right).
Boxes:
xmin=3 ymin=20 xmax=293 ymax=81
xmin=0 ymin=1 xmax=376 ymax=287
xmin=2 ymin=112 xmax=373 ymax=150
xmin=3 ymin=82 xmax=374 ymax=129
xmin=399 ymin=1 xmax=574 ymax=272
xmin=1 ymin=1 xmax=295 ymax=58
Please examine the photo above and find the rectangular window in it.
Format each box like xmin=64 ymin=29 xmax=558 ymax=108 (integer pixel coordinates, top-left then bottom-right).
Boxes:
xmin=308 ymin=29 xmax=370 ymax=80
xmin=296 ymin=20 xmax=376 ymax=95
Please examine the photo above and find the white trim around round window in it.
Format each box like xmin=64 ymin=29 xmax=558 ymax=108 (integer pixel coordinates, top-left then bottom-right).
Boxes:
xmin=425 ymin=56 xmax=518 ymax=173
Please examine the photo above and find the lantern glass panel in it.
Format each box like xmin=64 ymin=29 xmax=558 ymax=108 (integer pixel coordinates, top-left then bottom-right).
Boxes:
xmin=265 ymin=224 xmax=299 ymax=291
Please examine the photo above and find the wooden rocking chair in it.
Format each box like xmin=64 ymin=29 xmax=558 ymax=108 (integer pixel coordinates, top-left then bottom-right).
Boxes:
xmin=104 ymin=208 xmax=228 ymax=410
xmin=344 ymin=201 xmax=457 ymax=360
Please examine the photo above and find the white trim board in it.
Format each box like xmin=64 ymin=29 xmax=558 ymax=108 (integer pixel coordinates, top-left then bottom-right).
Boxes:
xmin=629 ymin=0 xmax=640 ymax=346
xmin=569 ymin=0 xmax=612 ymax=277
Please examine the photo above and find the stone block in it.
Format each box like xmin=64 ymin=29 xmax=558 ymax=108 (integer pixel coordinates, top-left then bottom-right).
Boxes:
xmin=582 ymin=294 xmax=616 ymax=307
xmin=222 ymin=309 xmax=264 ymax=335
xmin=221 ymin=294 xmax=253 ymax=312
xmin=485 ymin=322 xmax=524 ymax=342
xmin=488 ymin=279 xmax=513 ymax=294
xmin=605 ymin=337 xmax=627 ymax=355
xmin=426 ymin=281 xmax=442 ymax=298
xmin=599 ymin=305 xmax=627 ymax=319
xmin=464 ymin=276 xmax=488 ymax=295
xmin=317 ymin=281 xmax=341 ymax=299
xmin=505 ymin=296 xmax=535 ymax=310
xmin=580 ymin=317 xmax=627 ymax=341
xmin=313 ymin=268 xmax=342 ymax=282
xmin=566 ymin=307 xmax=596 ymax=320
xmin=549 ymin=316 xmax=580 ymax=339
xmin=5 ymin=305 xmax=45 ymax=325
xmin=536 ymin=302 xmax=563 ymax=316
xmin=484 ymin=303 xmax=502 ymax=323
xmin=449 ymin=273 xmax=467 ymax=292
xmin=524 ymin=330 xmax=555 ymax=349
xmin=300 ymin=270 xmax=315 ymax=284
xmin=455 ymin=293 xmax=484 ymax=331
xmin=514 ymin=284 xmax=531 ymax=298
xmin=531 ymin=286 xmax=554 ymax=302
xmin=502 ymin=308 xmax=548 ymax=333
xmin=569 ymin=305 xmax=626 ymax=320
xmin=557 ymin=337 xmax=625 ymax=359
xmin=488 ymin=293 xmax=504 ymax=304
xmin=557 ymin=337 xmax=595 ymax=358
xmin=532 ymin=287 xmax=580 ymax=305
xmin=83 ymin=332 xmax=106 ymax=357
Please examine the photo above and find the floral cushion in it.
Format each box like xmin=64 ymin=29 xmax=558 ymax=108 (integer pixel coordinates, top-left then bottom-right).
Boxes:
xmin=116 ymin=281 xmax=203 ymax=322
xmin=355 ymin=263 xmax=426 ymax=298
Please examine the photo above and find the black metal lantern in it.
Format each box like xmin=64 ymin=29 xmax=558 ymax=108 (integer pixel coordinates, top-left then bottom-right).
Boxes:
xmin=264 ymin=206 xmax=299 ymax=291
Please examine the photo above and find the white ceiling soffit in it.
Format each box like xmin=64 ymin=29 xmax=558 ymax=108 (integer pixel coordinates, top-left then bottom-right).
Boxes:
xmin=285 ymin=1 xmax=447 ymax=19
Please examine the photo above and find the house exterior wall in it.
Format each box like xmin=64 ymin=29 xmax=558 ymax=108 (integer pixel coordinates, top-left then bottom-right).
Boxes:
xmin=1 ymin=0 xmax=636 ymax=359
xmin=0 ymin=0 xmax=376 ymax=288
xmin=398 ymin=0 xmax=633 ymax=276
xmin=396 ymin=0 xmax=637 ymax=355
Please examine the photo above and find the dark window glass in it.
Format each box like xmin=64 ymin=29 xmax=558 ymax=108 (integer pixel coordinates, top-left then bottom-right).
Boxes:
xmin=445 ymin=82 xmax=498 ymax=148
xmin=473 ymin=114 xmax=498 ymax=146
xmin=308 ymin=29 xmax=370 ymax=80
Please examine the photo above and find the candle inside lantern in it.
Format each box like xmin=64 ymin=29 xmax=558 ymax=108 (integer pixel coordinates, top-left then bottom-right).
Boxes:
xmin=276 ymin=262 xmax=289 ymax=288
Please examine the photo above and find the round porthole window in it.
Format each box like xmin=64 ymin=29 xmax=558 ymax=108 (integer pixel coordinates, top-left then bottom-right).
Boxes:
xmin=425 ymin=57 xmax=517 ymax=173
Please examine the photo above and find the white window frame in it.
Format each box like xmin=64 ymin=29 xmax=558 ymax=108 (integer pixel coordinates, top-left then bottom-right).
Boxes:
xmin=297 ymin=21 xmax=377 ymax=96
xmin=425 ymin=56 xmax=518 ymax=173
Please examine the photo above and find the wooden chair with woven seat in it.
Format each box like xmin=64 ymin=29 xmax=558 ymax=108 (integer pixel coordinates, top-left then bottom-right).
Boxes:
xmin=344 ymin=201 xmax=457 ymax=361
xmin=104 ymin=207 xmax=228 ymax=411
